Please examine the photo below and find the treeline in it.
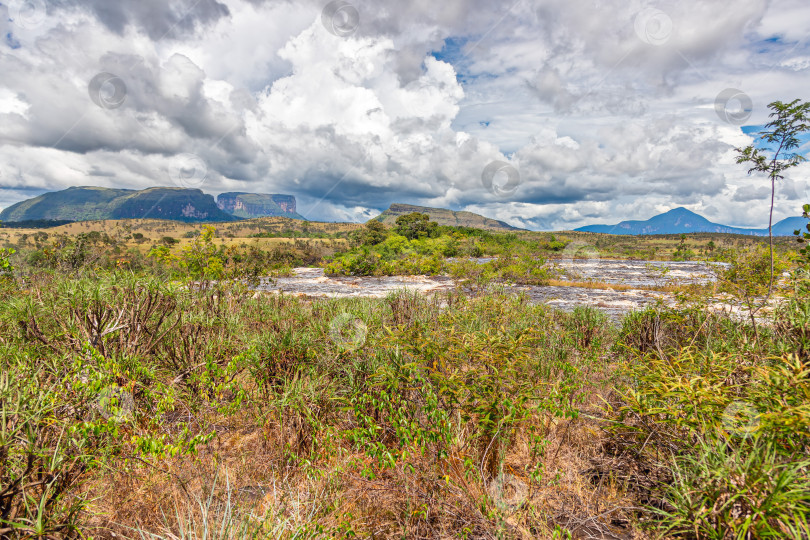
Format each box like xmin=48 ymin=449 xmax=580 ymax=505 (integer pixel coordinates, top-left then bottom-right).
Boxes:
xmin=0 ymin=219 xmax=75 ymax=229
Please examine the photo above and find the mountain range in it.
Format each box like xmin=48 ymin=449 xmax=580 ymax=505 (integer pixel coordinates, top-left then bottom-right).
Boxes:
xmin=575 ymin=207 xmax=804 ymax=236
xmin=0 ymin=187 xmax=304 ymax=223
xmin=1 ymin=187 xmax=805 ymax=236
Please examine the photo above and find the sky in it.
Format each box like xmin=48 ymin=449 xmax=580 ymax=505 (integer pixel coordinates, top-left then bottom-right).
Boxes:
xmin=0 ymin=0 xmax=809 ymax=230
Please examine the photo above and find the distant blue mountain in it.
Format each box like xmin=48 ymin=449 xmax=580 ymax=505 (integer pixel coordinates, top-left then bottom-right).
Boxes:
xmin=575 ymin=207 xmax=805 ymax=236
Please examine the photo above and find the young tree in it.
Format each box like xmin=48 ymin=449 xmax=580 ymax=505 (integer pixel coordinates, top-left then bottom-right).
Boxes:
xmin=736 ymin=99 xmax=810 ymax=298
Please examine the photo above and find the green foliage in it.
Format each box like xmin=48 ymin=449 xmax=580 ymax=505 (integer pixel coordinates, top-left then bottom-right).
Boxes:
xmin=614 ymin=299 xmax=810 ymax=537
xmin=671 ymin=234 xmax=695 ymax=261
xmin=0 ymin=368 xmax=87 ymax=538
xmin=326 ymin=226 xmax=551 ymax=285
xmin=350 ymin=220 xmax=389 ymax=247
xmin=0 ymin=248 xmax=15 ymax=280
xmin=177 ymin=226 xmax=223 ymax=280
xmin=546 ymin=235 xmax=567 ymax=251
xmin=394 ymin=212 xmax=439 ymax=240
xmin=775 ymin=293 xmax=810 ymax=364
xmin=2 ymin=213 xmax=810 ymax=537
xmin=347 ymin=299 xmax=613 ymax=483
xmin=617 ymin=349 xmax=810 ymax=449
xmin=0 ymin=219 xmax=74 ymax=229
xmin=0 ymin=273 xmax=254 ymax=537
xmin=794 ymin=203 xmax=810 ymax=286
xmin=347 ymin=358 xmax=454 ymax=476
xmin=736 ymin=99 xmax=810 ymax=183
xmin=717 ymin=246 xmax=790 ymax=339
xmin=736 ymin=100 xmax=810 ymax=295
xmin=146 ymin=225 xmax=303 ymax=283
xmin=21 ymin=231 xmax=130 ymax=271
xmin=659 ymin=437 xmax=810 ymax=539
xmin=719 ymin=246 xmax=789 ymax=297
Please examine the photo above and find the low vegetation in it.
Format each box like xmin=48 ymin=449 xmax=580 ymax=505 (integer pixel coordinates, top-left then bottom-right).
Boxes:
xmin=0 ymin=207 xmax=808 ymax=539
xmin=323 ymin=214 xmax=552 ymax=285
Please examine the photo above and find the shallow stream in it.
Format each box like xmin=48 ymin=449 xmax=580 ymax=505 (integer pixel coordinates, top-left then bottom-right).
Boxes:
xmin=256 ymin=260 xmax=729 ymax=319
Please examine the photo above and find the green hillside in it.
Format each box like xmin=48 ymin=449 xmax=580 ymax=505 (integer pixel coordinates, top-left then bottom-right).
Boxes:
xmin=0 ymin=187 xmax=129 ymax=222
xmin=0 ymin=186 xmax=236 ymax=223
xmin=372 ymin=203 xmax=521 ymax=231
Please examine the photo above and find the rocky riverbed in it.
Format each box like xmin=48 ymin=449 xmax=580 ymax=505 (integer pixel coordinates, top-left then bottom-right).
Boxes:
xmin=255 ymin=260 xmax=741 ymax=320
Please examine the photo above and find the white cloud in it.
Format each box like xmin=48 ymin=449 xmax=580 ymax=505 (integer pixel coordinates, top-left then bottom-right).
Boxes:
xmin=0 ymin=0 xmax=809 ymax=229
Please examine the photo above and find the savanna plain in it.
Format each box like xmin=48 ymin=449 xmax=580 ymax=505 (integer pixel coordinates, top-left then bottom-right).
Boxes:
xmin=1 ymin=206 xmax=809 ymax=540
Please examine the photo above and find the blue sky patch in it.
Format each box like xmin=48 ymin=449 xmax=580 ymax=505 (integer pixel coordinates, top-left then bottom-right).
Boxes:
xmin=5 ymin=32 xmax=20 ymax=49
xmin=742 ymin=124 xmax=810 ymax=154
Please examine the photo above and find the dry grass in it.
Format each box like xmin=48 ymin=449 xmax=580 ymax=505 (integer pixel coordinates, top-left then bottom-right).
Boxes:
xmin=17 ymin=287 xmax=639 ymax=540
xmin=85 ymin=388 xmax=645 ymax=540
xmin=2 ymin=216 xmax=360 ymax=238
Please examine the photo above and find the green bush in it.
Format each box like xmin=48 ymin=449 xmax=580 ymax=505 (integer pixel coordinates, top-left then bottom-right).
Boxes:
xmin=659 ymin=437 xmax=810 ymax=539
xmin=0 ymin=367 xmax=87 ymax=538
xmin=394 ymin=212 xmax=438 ymax=240
xmin=0 ymin=248 xmax=14 ymax=280
xmin=350 ymin=220 xmax=389 ymax=247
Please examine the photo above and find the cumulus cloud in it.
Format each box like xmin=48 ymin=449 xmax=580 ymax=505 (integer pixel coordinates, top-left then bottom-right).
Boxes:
xmin=49 ymin=0 xmax=231 ymax=39
xmin=0 ymin=0 xmax=809 ymax=227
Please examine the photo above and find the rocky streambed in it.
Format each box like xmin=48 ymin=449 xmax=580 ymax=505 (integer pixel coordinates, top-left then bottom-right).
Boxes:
xmin=256 ymin=260 xmax=736 ymax=320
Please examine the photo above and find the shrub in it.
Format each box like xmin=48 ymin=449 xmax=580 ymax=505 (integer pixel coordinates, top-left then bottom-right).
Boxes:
xmin=659 ymin=437 xmax=810 ymax=539
xmin=0 ymin=248 xmax=15 ymax=280
xmin=350 ymin=220 xmax=389 ymax=247
xmin=0 ymin=368 xmax=88 ymax=539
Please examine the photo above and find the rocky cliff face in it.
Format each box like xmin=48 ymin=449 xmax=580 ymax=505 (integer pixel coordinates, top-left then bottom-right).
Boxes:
xmin=110 ymin=189 xmax=233 ymax=221
xmin=216 ymin=193 xmax=301 ymax=219
xmin=271 ymin=195 xmax=296 ymax=214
